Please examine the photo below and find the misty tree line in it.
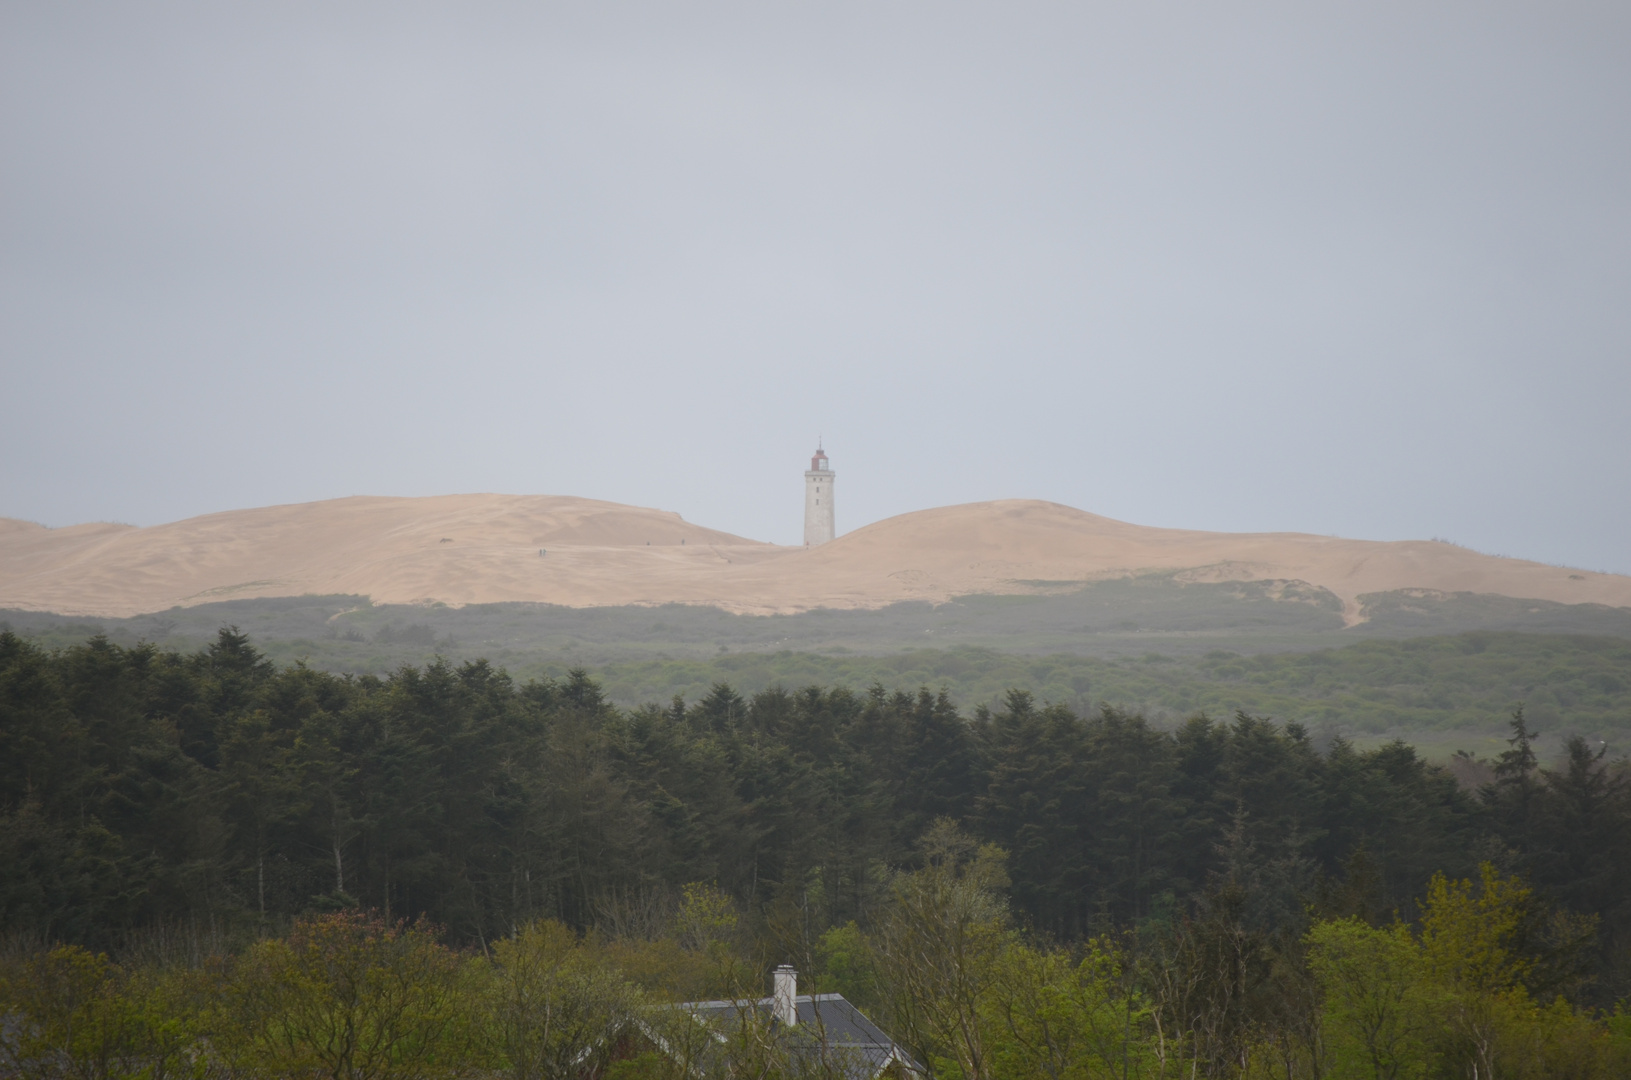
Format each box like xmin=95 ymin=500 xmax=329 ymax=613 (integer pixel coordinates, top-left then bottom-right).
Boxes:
xmin=4 ymin=628 xmax=1631 ymax=1076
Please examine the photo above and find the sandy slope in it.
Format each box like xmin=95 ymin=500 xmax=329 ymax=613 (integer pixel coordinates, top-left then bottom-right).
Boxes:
xmin=1 ymin=495 xmax=1627 ymax=621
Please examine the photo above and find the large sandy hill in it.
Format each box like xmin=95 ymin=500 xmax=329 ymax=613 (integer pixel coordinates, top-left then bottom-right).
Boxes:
xmin=2 ymin=495 xmax=1627 ymax=622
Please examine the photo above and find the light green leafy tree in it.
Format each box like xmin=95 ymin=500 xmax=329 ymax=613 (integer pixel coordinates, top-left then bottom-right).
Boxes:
xmin=984 ymin=940 xmax=1158 ymax=1080
xmin=1306 ymin=919 xmax=1436 ymax=1080
xmin=867 ymin=819 xmax=1010 ymax=1080
xmin=0 ymin=945 xmax=202 ymax=1080
xmin=216 ymin=911 xmax=472 ymax=1080
xmin=480 ymin=919 xmax=641 ymax=1080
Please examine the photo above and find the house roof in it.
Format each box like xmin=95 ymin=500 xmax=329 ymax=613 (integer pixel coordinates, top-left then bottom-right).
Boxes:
xmin=676 ymin=993 xmax=919 ymax=1079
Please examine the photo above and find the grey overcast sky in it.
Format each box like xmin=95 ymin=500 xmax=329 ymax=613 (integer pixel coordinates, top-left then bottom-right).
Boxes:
xmin=2 ymin=3 xmax=1628 ymax=570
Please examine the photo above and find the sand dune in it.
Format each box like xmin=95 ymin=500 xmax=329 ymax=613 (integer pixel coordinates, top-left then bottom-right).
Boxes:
xmin=2 ymin=495 xmax=1627 ymax=621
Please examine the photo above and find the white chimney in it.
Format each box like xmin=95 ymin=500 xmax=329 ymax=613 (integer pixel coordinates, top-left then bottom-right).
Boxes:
xmin=772 ymin=965 xmax=798 ymax=1026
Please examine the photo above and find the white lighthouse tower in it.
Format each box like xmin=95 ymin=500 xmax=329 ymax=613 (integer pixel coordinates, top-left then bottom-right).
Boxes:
xmin=803 ymin=444 xmax=835 ymax=547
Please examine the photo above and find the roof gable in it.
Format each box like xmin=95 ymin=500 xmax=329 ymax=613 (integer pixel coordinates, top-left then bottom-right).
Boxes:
xmin=672 ymin=992 xmax=919 ymax=1079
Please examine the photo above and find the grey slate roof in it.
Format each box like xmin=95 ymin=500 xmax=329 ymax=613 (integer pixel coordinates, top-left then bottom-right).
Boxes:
xmin=674 ymin=993 xmax=920 ymax=1080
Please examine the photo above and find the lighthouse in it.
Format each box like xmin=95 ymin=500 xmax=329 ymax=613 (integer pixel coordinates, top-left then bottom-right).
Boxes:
xmin=804 ymin=444 xmax=835 ymax=547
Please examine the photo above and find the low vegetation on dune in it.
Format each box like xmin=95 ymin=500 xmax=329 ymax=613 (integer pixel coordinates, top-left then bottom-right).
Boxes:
xmin=6 ymin=588 xmax=1631 ymax=746
xmin=4 ymin=629 xmax=1631 ymax=1076
xmin=576 ymin=632 xmax=1631 ymax=746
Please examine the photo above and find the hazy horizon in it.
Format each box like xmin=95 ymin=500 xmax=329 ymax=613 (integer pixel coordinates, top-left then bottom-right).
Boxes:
xmin=3 ymin=3 xmax=1628 ymax=572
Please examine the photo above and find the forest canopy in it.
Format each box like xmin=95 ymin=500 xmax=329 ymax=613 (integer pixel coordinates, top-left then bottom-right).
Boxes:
xmin=3 ymin=628 xmax=1631 ymax=1077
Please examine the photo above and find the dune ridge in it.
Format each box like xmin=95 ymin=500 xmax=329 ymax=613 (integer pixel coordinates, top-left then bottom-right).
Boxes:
xmin=2 ymin=494 xmax=1626 ymax=622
